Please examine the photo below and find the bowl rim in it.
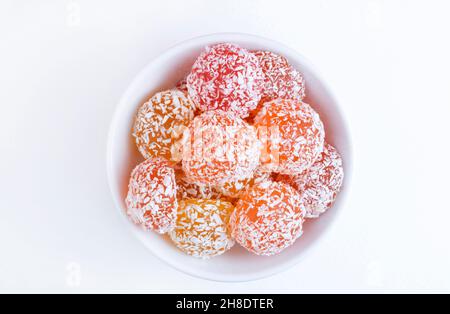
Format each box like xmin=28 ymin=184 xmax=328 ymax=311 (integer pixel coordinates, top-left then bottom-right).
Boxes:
xmin=106 ymin=32 xmax=353 ymax=282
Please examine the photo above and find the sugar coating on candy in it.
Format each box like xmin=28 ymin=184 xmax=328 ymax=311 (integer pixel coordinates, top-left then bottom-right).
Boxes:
xmin=253 ymin=50 xmax=305 ymax=102
xmin=133 ymin=89 xmax=195 ymax=161
xmin=215 ymin=168 xmax=271 ymax=199
xmin=175 ymin=171 xmax=224 ymax=200
xmin=278 ymin=143 xmax=344 ymax=218
xmin=125 ymin=158 xmax=177 ymax=234
xmin=169 ymin=199 xmax=235 ymax=258
xmin=181 ymin=110 xmax=261 ymax=186
xmin=230 ymin=180 xmax=305 ymax=256
xmin=254 ymin=99 xmax=325 ymax=174
xmin=187 ymin=43 xmax=264 ymax=118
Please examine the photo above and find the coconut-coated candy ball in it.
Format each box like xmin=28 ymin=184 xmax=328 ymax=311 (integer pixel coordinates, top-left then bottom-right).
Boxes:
xmin=187 ymin=43 xmax=264 ymax=118
xmin=181 ymin=110 xmax=261 ymax=186
xmin=279 ymin=143 xmax=344 ymax=218
xmin=125 ymin=158 xmax=177 ymax=234
xmin=133 ymin=89 xmax=195 ymax=161
xmin=230 ymin=180 xmax=305 ymax=256
xmin=248 ymin=50 xmax=306 ymax=119
xmin=253 ymin=50 xmax=305 ymax=102
xmin=169 ymin=199 xmax=235 ymax=258
xmin=254 ymin=99 xmax=325 ymax=174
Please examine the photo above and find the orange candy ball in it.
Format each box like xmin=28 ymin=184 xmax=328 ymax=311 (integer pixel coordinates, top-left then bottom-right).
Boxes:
xmin=125 ymin=158 xmax=177 ymax=234
xmin=133 ymin=89 xmax=195 ymax=161
xmin=230 ymin=180 xmax=305 ymax=256
xmin=181 ymin=110 xmax=261 ymax=186
xmin=169 ymin=199 xmax=235 ymax=258
xmin=254 ymin=99 xmax=325 ymax=174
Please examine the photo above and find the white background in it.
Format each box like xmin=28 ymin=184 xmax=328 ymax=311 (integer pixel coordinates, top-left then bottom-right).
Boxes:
xmin=1 ymin=0 xmax=449 ymax=293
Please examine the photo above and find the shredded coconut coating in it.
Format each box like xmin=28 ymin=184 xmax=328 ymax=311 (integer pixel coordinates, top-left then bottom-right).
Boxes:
xmin=215 ymin=168 xmax=271 ymax=199
xmin=187 ymin=43 xmax=264 ymax=118
xmin=250 ymin=50 xmax=305 ymax=118
xmin=181 ymin=110 xmax=261 ymax=186
xmin=169 ymin=199 xmax=235 ymax=258
xmin=133 ymin=89 xmax=196 ymax=161
xmin=254 ymin=99 xmax=325 ymax=174
xmin=175 ymin=171 xmax=224 ymax=200
xmin=278 ymin=143 xmax=344 ymax=218
xmin=230 ymin=180 xmax=305 ymax=256
xmin=125 ymin=158 xmax=177 ymax=234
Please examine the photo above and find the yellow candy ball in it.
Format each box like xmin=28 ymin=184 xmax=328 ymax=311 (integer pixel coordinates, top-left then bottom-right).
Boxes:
xmin=169 ymin=199 xmax=235 ymax=258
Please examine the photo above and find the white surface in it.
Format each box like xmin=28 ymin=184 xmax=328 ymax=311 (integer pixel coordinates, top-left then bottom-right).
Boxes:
xmin=0 ymin=0 xmax=449 ymax=293
xmin=107 ymin=33 xmax=352 ymax=282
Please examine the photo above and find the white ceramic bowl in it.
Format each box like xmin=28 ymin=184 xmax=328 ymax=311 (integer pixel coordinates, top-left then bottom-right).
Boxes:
xmin=107 ymin=33 xmax=352 ymax=282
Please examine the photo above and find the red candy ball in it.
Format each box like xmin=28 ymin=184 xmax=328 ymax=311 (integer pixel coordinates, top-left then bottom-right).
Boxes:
xmin=254 ymin=99 xmax=325 ymax=174
xmin=230 ymin=180 xmax=305 ymax=256
xmin=187 ymin=43 xmax=264 ymax=118
xmin=125 ymin=158 xmax=177 ymax=234
xmin=278 ymin=143 xmax=344 ymax=218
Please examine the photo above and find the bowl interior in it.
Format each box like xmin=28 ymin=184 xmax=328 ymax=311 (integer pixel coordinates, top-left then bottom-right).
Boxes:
xmin=107 ymin=33 xmax=352 ymax=282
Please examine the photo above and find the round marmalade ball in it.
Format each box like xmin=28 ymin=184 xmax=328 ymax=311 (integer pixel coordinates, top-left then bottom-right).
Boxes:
xmin=175 ymin=171 xmax=224 ymax=200
xmin=133 ymin=89 xmax=195 ymax=161
xmin=254 ymin=99 xmax=325 ymax=174
xmin=215 ymin=168 xmax=271 ymax=199
xmin=230 ymin=180 xmax=305 ymax=256
xmin=181 ymin=110 xmax=261 ymax=186
xmin=253 ymin=50 xmax=305 ymax=102
xmin=187 ymin=43 xmax=264 ymax=118
xmin=249 ymin=50 xmax=306 ymax=119
xmin=125 ymin=158 xmax=177 ymax=234
xmin=279 ymin=143 xmax=344 ymax=218
xmin=169 ymin=199 xmax=235 ymax=258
